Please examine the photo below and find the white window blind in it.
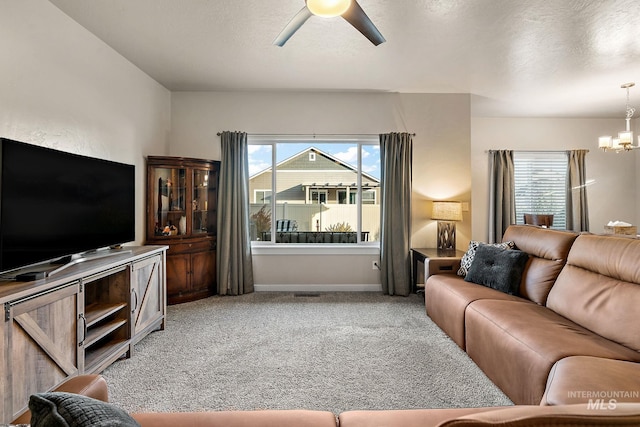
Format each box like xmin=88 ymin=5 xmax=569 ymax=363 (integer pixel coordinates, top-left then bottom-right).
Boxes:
xmin=513 ymin=151 xmax=567 ymax=229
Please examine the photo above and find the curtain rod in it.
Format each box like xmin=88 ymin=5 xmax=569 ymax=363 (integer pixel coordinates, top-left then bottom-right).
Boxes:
xmin=216 ymin=132 xmax=416 ymax=137
xmin=485 ymin=149 xmax=590 ymax=153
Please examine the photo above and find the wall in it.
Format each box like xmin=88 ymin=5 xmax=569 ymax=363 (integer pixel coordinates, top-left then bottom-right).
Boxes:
xmin=471 ymin=117 xmax=638 ymax=241
xmin=0 ymin=0 xmax=171 ymax=245
xmin=8 ymin=2 xmax=636 ymax=290
xmin=170 ymin=91 xmax=471 ymax=290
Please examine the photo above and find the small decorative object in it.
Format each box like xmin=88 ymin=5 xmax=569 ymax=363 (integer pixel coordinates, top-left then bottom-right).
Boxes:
xmin=179 ymin=216 xmax=186 ymax=235
xmin=162 ymin=225 xmax=178 ymax=236
xmin=604 ymin=220 xmax=637 ymax=236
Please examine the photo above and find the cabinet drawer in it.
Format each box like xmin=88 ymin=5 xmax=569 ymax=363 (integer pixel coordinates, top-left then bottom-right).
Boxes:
xmin=167 ymin=239 xmax=215 ymax=254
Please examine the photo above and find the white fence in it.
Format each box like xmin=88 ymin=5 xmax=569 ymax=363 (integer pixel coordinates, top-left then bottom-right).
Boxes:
xmin=250 ymin=203 xmax=380 ymax=242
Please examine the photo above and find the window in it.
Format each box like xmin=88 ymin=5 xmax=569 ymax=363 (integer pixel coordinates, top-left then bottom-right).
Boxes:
xmin=362 ymin=188 xmax=376 ymax=204
xmin=309 ymin=190 xmax=328 ymax=204
xmin=514 ymin=151 xmax=567 ymax=229
xmin=248 ymin=137 xmax=380 ymax=243
xmin=254 ymin=190 xmax=272 ymax=204
xmin=337 ymin=189 xmax=357 ymax=204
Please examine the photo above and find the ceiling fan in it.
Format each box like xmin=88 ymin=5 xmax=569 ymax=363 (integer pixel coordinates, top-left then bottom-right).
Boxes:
xmin=273 ymin=0 xmax=386 ymax=47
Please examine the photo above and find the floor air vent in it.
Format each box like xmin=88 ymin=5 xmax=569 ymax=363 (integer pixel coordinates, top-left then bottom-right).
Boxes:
xmin=293 ymin=293 xmax=321 ymax=298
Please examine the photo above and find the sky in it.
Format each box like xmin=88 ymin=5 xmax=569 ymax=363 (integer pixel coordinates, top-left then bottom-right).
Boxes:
xmin=248 ymin=142 xmax=381 ymax=179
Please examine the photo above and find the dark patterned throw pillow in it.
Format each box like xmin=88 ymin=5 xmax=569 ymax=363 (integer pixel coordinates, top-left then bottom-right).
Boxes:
xmin=29 ymin=392 xmax=140 ymax=427
xmin=463 ymin=244 xmax=529 ymax=295
xmin=457 ymin=240 xmax=515 ymax=277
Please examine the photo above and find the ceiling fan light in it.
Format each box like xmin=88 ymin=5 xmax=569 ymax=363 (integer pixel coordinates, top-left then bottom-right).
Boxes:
xmin=306 ymin=0 xmax=352 ymax=17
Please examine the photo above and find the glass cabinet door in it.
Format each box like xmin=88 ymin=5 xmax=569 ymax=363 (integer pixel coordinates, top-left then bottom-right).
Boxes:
xmin=153 ymin=167 xmax=187 ymax=236
xmin=192 ymin=168 xmax=217 ymax=235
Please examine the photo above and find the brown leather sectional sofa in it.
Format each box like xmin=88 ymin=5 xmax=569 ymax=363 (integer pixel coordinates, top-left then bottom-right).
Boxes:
xmin=13 ymin=230 xmax=640 ymax=425
xmin=425 ymin=225 xmax=640 ymax=406
xmin=14 ymin=374 xmax=640 ymax=426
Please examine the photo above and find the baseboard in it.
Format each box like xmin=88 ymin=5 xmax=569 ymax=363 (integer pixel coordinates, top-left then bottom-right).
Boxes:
xmin=254 ymin=284 xmax=383 ymax=292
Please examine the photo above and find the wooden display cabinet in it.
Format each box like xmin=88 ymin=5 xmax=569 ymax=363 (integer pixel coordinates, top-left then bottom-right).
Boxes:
xmin=146 ymin=156 xmax=220 ymax=304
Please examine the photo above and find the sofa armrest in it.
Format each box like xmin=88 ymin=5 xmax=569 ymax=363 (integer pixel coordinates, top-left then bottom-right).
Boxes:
xmin=11 ymin=374 xmax=109 ymax=424
xmin=425 ymin=259 xmax=462 ymax=281
xmin=437 ymin=403 xmax=640 ymax=426
xmin=339 ymin=408 xmax=504 ymax=427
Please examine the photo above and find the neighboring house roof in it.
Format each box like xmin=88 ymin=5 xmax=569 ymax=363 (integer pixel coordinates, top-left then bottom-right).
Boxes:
xmin=250 ymin=146 xmax=379 ymax=185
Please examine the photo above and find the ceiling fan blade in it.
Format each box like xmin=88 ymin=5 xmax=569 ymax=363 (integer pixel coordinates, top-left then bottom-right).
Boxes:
xmin=341 ymin=0 xmax=385 ymax=46
xmin=273 ymin=6 xmax=314 ymax=46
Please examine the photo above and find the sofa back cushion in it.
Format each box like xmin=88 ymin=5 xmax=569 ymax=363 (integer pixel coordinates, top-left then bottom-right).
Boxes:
xmin=547 ymin=234 xmax=640 ymax=352
xmin=502 ymin=225 xmax=578 ymax=305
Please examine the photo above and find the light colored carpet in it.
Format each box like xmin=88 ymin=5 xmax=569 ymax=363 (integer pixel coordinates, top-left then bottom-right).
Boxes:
xmin=102 ymin=292 xmax=512 ymax=414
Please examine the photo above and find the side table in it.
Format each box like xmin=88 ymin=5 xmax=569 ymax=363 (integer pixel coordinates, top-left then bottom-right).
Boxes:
xmin=411 ymin=248 xmax=465 ymax=293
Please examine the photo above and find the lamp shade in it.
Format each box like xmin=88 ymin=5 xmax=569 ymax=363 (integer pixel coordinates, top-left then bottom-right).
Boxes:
xmin=306 ymin=0 xmax=352 ymax=17
xmin=599 ymin=136 xmax=612 ymax=149
xmin=619 ymin=130 xmax=634 ymax=145
xmin=431 ymin=201 xmax=463 ymax=221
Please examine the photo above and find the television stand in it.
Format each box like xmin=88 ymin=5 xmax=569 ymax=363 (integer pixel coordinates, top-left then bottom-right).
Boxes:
xmin=0 ymin=245 xmax=166 ymax=424
xmin=47 ymin=247 xmax=133 ymax=277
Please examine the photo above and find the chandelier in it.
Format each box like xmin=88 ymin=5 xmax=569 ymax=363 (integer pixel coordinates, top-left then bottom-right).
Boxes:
xmin=598 ymin=83 xmax=638 ymax=152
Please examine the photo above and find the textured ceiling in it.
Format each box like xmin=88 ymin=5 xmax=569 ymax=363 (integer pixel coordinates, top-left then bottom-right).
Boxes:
xmin=49 ymin=0 xmax=640 ymax=117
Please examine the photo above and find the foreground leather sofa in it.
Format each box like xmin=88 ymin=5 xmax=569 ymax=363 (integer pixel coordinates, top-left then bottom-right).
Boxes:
xmin=14 ymin=374 xmax=640 ymax=426
xmin=425 ymin=225 xmax=640 ymax=406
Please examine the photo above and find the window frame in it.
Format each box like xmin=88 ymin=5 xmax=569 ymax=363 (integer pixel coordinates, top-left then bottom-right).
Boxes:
xmin=361 ymin=188 xmax=376 ymax=205
xmin=513 ymin=151 xmax=568 ymax=230
xmin=253 ymin=189 xmax=272 ymax=204
xmin=309 ymin=189 xmax=328 ymax=204
xmin=248 ymin=135 xmax=380 ymax=247
xmin=337 ymin=189 xmax=358 ymax=204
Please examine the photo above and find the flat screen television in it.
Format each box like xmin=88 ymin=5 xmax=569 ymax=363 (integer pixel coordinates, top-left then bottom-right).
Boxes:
xmin=0 ymin=138 xmax=135 ymax=275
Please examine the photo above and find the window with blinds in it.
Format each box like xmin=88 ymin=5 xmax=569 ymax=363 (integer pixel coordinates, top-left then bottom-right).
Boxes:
xmin=513 ymin=151 xmax=567 ymax=229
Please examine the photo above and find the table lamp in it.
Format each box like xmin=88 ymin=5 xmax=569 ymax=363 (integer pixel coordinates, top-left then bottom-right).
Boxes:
xmin=431 ymin=201 xmax=463 ymax=250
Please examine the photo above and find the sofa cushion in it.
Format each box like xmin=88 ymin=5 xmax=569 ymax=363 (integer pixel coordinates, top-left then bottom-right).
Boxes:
xmin=464 ymin=245 xmax=529 ymax=295
xmin=542 ymin=356 xmax=640 ymax=406
xmin=502 ymin=225 xmax=578 ymax=304
xmin=133 ymin=410 xmax=338 ymax=427
xmin=437 ymin=403 xmax=640 ymax=426
xmin=457 ymin=241 xmax=515 ymax=277
xmin=464 ymin=300 xmax=640 ymax=405
xmin=29 ymin=392 xmax=139 ymax=427
xmin=425 ymin=274 xmax=523 ymax=349
xmin=547 ymin=234 xmax=640 ymax=352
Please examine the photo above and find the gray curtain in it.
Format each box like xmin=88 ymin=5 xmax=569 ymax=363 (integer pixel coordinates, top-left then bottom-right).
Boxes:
xmin=488 ymin=150 xmax=515 ymax=243
xmin=566 ymin=149 xmax=589 ymax=232
xmin=217 ymin=131 xmax=254 ymax=295
xmin=379 ymin=132 xmax=412 ymax=296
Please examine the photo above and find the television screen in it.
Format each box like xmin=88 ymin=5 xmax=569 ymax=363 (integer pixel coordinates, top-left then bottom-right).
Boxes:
xmin=0 ymin=138 xmax=135 ymax=273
